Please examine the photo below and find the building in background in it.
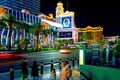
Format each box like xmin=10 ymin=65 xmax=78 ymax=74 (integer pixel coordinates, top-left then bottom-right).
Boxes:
xmin=0 ymin=5 xmax=61 ymax=47
xmin=0 ymin=0 xmax=40 ymax=15
xmin=55 ymin=1 xmax=78 ymax=43
xmin=39 ymin=13 xmax=56 ymax=22
xmin=78 ymin=26 xmax=104 ymax=43
xmin=0 ymin=6 xmax=41 ymax=46
xmin=105 ymin=36 xmax=120 ymax=47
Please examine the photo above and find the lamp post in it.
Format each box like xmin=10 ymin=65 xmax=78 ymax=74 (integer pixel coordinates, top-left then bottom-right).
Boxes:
xmin=106 ymin=44 xmax=109 ymax=64
xmin=116 ymin=36 xmax=119 ymax=45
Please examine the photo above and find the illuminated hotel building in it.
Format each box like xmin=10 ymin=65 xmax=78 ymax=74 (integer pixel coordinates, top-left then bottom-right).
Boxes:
xmin=78 ymin=26 xmax=104 ymax=43
xmin=55 ymin=1 xmax=78 ymax=42
xmin=0 ymin=6 xmax=41 ymax=46
xmin=38 ymin=1 xmax=79 ymax=44
xmin=0 ymin=6 xmax=41 ymax=24
xmin=0 ymin=6 xmax=61 ymax=47
xmin=0 ymin=0 xmax=40 ymax=15
xmin=38 ymin=13 xmax=61 ymax=45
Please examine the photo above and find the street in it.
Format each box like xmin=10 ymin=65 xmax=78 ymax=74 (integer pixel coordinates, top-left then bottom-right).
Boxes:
xmin=0 ymin=49 xmax=79 ymax=73
xmin=0 ymin=49 xmax=80 ymax=80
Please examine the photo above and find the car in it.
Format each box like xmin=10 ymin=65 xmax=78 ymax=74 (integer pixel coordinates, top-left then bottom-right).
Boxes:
xmin=0 ymin=51 xmax=25 ymax=59
xmin=68 ymin=45 xmax=75 ymax=49
xmin=59 ymin=49 xmax=71 ymax=54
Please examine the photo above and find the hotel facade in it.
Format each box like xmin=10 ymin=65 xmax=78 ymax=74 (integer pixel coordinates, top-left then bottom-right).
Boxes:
xmin=0 ymin=6 xmax=41 ymax=47
xmin=78 ymin=26 xmax=104 ymax=43
xmin=0 ymin=0 xmax=40 ymax=15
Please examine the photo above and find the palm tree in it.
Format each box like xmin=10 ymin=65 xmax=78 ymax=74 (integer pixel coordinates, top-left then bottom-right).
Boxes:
xmin=81 ymin=33 xmax=92 ymax=42
xmin=30 ymin=22 xmax=43 ymax=49
xmin=15 ymin=21 xmax=31 ymax=50
xmin=81 ymin=33 xmax=88 ymax=41
xmin=0 ymin=19 xmax=6 ymax=30
xmin=48 ymin=28 xmax=57 ymax=47
xmin=0 ymin=14 xmax=18 ymax=50
xmin=20 ymin=21 xmax=31 ymax=40
xmin=14 ymin=21 xmax=23 ymax=50
xmin=20 ymin=38 xmax=30 ymax=51
xmin=0 ymin=19 xmax=6 ymax=35
xmin=0 ymin=19 xmax=7 ymax=47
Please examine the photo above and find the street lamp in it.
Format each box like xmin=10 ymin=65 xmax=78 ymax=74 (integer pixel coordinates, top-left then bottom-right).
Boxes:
xmin=116 ymin=35 xmax=119 ymax=45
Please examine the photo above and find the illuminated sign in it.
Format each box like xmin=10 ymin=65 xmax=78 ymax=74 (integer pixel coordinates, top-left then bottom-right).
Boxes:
xmin=59 ymin=31 xmax=72 ymax=38
xmin=62 ymin=16 xmax=71 ymax=28
xmin=79 ymin=50 xmax=84 ymax=65
xmin=92 ymin=49 xmax=100 ymax=65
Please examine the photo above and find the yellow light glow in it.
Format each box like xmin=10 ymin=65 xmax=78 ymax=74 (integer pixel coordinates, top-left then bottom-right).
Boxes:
xmin=79 ymin=50 xmax=84 ymax=65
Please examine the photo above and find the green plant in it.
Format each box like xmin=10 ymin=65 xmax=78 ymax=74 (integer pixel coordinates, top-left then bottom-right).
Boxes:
xmin=113 ymin=44 xmax=120 ymax=58
xmin=113 ymin=52 xmax=120 ymax=58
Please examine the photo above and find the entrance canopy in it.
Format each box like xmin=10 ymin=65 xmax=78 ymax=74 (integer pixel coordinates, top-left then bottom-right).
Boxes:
xmin=41 ymin=19 xmax=62 ymax=28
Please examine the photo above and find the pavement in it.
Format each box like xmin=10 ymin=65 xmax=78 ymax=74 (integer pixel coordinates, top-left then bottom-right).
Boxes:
xmin=0 ymin=60 xmax=80 ymax=80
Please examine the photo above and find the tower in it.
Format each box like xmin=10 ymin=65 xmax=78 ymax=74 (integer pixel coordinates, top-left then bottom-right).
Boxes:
xmin=56 ymin=1 xmax=64 ymax=17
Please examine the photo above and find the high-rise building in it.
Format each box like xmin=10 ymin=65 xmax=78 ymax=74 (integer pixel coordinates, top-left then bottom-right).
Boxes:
xmin=0 ymin=0 xmax=40 ymax=15
xmin=0 ymin=6 xmax=41 ymax=46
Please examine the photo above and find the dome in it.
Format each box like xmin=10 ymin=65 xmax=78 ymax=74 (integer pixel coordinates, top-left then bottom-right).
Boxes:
xmin=65 ymin=10 xmax=69 ymax=13
xmin=87 ymin=26 xmax=92 ymax=30
xmin=57 ymin=1 xmax=63 ymax=6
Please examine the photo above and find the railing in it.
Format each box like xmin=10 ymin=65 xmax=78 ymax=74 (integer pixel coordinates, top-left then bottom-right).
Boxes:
xmin=80 ymin=72 xmax=91 ymax=80
xmin=80 ymin=66 xmax=98 ymax=80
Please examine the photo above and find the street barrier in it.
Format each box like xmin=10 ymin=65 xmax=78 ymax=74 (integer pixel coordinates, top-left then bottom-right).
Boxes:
xmin=50 ymin=60 xmax=54 ymax=71
xmin=40 ymin=61 xmax=43 ymax=75
xmin=10 ymin=65 xmax=14 ymax=80
xmin=72 ymin=57 xmax=75 ymax=66
xmin=9 ymin=57 xmax=78 ymax=80
xmin=59 ymin=59 xmax=62 ymax=70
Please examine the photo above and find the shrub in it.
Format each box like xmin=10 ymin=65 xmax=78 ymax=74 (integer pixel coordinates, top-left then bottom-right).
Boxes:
xmin=113 ymin=44 xmax=120 ymax=58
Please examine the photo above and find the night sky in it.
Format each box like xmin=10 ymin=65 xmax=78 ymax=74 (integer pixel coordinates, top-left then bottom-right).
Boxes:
xmin=41 ymin=0 xmax=120 ymax=36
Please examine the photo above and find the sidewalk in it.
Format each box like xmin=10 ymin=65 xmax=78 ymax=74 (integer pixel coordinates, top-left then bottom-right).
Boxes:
xmin=0 ymin=61 xmax=80 ymax=80
xmin=15 ymin=70 xmax=80 ymax=80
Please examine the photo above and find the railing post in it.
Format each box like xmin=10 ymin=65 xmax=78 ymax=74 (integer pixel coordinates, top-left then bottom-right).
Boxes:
xmin=77 ymin=57 xmax=79 ymax=65
xmin=40 ymin=61 xmax=43 ymax=75
xmin=72 ymin=57 xmax=75 ymax=67
xmin=50 ymin=60 xmax=54 ymax=71
xmin=59 ymin=59 xmax=62 ymax=70
xmin=10 ymin=66 xmax=14 ymax=80
xmin=66 ymin=58 xmax=69 ymax=64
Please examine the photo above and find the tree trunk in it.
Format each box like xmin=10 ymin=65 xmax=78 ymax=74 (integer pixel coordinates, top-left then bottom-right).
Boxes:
xmin=36 ymin=34 xmax=39 ymax=49
xmin=8 ymin=28 xmax=12 ymax=51
xmin=17 ymin=28 xmax=21 ymax=50
xmin=24 ymin=43 xmax=27 ymax=51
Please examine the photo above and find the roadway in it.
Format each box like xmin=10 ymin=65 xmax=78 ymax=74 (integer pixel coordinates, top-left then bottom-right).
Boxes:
xmin=0 ymin=49 xmax=79 ymax=73
xmin=0 ymin=49 xmax=80 ymax=80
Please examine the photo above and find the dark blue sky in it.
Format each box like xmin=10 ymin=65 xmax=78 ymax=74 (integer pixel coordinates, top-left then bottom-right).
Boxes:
xmin=41 ymin=0 xmax=120 ymax=36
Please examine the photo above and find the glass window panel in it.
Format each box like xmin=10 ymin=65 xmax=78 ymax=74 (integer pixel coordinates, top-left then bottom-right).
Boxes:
xmin=16 ymin=11 xmax=20 ymax=21
xmin=33 ymin=16 xmax=35 ymax=24
xmin=21 ymin=13 xmax=23 ymax=21
xmin=8 ymin=9 xmax=12 ymax=15
xmin=30 ymin=15 xmax=32 ymax=23
xmin=13 ymin=10 xmax=16 ymax=16
xmin=24 ymin=13 xmax=26 ymax=21
xmin=26 ymin=14 xmax=29 ymax=22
